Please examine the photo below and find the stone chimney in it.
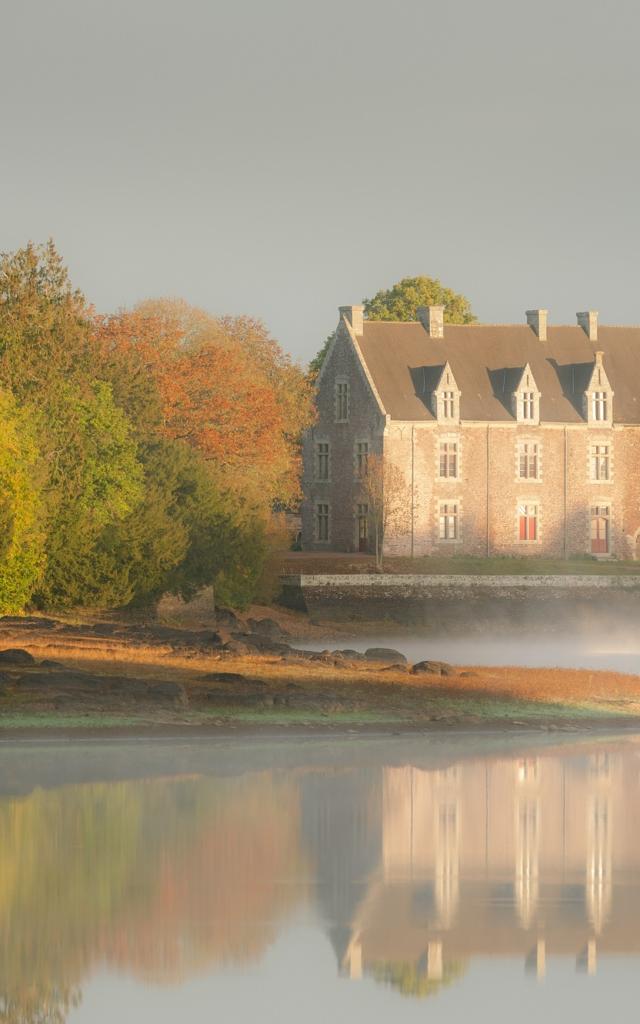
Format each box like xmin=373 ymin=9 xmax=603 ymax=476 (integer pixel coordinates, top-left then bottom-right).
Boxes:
xmin=577 ymin=310 xmax=598 ymax=342
xmin=526 ymin=309 xmax=548 ymax=341
xmin=339 ymin=305 xmax=364 ymax=336
xmin=417 ymin=305 xmax=445 ymax=338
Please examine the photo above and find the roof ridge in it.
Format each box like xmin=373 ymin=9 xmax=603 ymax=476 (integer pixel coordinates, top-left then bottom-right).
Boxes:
xmin=364 ymin=320 xmax=640 ymax=328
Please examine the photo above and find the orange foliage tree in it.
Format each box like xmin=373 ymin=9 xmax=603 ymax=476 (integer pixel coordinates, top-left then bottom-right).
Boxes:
xmin=93 ymin=301 xmax=314 ymax=512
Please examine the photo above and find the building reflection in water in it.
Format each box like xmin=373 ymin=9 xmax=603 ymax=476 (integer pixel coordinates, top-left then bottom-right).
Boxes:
xmin=338 ymin=747 xmax=640 ymax=990
xmin=1 ymin=740 xmax=640 ymax=1019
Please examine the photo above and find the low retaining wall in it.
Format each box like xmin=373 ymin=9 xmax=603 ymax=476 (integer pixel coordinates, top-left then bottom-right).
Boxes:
xmin=280 ymin=573 xmax=640 ymax=631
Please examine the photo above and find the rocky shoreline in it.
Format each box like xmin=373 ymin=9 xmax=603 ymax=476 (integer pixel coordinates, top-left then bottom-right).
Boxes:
xmin=1 ymin=612 xmax=640 ymax=735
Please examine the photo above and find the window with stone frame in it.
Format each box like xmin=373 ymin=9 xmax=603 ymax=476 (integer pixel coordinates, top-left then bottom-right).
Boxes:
xmin=518 ymin=441 xmax=539 ymax=480
xmin=316 ymin=503 xmax=330 ymax=542
xmin=355 ymin=441 xmax=369 ymax=478
xmin=315 ymin=441 xmax=330 ymax=481
xmin=592 ymin=391 xmax=608 ymax=422
xmin=442 ymin=391 xmax=456 ymax=419
xmin=521 ymin=392 xmax=536 ymax=420
xmin=439 ymin=439 xmax=458 ymax=479
xmin=590 ymin=443 xmax=610 ymax=481
xmin=335 ymin=379 xmax=350 ymax=422
xmin=518 ymin=503 xmax=538 ymax=542
xmin=438 ymin=501 xmax=459 ymax=540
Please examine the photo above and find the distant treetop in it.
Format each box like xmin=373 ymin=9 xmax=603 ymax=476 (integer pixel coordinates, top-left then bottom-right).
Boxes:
xmin=363 ymin=275 xmax=476 ymax=324
xmin=309 ymin=275 xmax=476 ymax=379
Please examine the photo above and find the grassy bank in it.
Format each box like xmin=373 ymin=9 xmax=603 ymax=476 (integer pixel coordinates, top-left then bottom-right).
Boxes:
xmin=1 ymin=612 xmax=640 ymax=735
xmin=279 ymin=551 xmax=640 ymax=576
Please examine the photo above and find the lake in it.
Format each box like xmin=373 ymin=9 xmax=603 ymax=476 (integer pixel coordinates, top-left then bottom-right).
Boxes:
xmin=2 ymin=732 xmax=640 ymax=1022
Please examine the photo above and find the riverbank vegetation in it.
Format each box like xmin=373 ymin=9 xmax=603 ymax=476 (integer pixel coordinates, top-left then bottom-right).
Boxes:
xmin=0 ymin=242 xmax=314 ymax=614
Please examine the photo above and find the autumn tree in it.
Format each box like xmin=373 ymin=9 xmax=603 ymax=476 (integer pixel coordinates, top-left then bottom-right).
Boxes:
xmin=95 ymin=303 xmax=315 ymax=512
xmin=359 ymin=453 xmax=411 ymax=570
xmin=309 ymin=275 xmax=476 ymax=378
xmin=0 ymin=243 xmax=272 ymax=611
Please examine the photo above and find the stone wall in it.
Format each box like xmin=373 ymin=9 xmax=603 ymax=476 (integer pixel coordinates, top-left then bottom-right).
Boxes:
xmin=301 ymin=319 xmax=385 ymax=551
xmin=281 ymin=573 xmax=640 ymax=630
xmin=382 ymin=421 xmax=640 ymax=559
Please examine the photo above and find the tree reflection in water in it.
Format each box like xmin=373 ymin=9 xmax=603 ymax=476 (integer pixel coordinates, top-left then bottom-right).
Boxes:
xmin=0 ymin=774 xmax=309 ymax=1022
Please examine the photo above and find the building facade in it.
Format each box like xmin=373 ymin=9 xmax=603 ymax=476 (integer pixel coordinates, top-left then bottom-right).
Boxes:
xmin=302 ymin=304 xmax=640 ymax=559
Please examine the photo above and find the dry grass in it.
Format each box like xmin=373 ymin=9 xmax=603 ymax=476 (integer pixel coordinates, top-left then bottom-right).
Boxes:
xmin=3 ymin=612 xmax=640 ymax=734
xmin=12 ymin=634 xmax=640 ymax=711
xmin=278 ymin=551 xmax=640 ymax=577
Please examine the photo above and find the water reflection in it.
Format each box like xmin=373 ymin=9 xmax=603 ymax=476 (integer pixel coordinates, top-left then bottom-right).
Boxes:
xmin=350 ymin=751 xmax=638 ymax=990
xmin=1 ymin=736 xmax=640 ymax=1020
xmin=0 ymin=771 xmax=309 ymax=1021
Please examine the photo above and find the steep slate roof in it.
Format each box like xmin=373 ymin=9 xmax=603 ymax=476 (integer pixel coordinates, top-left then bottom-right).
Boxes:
xmin=356 ymin=322 xmax=640 ymax=423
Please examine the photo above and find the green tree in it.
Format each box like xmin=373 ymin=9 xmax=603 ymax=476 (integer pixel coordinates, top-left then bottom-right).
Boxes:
xmin=0 ymin=242 xmax=147 ymax=609
xmin=157 ymin=445 xmax=268 ymax=610
xmin=308 ymin=332 xmax=335 ymax=381
xmin=96 ymin=441 xmax=268 ymax=610
xmin=0 ymin=392 xmax=44 ymax=612
xmin=31 ymin=381 xmax=144 ymax=609
xmin=363 ymin=275 xmax=476 ymax=323
xmin=372 ymin=958 xmax=468 ymax=998
xmin=0 ymin=240 xmax=93 ymax=399
xmin=309 ymin=275 xmax=476 ymax=378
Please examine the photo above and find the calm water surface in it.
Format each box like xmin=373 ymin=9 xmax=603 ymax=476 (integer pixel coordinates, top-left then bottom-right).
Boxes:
xmin=1 ymin=733 xmax=639 ymax=1022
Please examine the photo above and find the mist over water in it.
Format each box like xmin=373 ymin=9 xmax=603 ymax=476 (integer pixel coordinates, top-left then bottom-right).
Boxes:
xmin=299 ymin=629 xmax=640 ymax=675
xmin=2 ymin=734 xmax=640 ymax=1023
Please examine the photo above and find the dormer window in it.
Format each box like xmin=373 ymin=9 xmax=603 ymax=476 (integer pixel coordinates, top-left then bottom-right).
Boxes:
xmin=513 ymin=365 xmax=540 ymax=425
xmin=584 ymin=353 xmax=613 ymax=425
xmin=432 ymin=363 xmax=461 ymax=424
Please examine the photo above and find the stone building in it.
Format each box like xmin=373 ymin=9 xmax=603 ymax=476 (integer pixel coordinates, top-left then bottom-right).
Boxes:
xmin=302 ymin=304 xmax=640 ymax=558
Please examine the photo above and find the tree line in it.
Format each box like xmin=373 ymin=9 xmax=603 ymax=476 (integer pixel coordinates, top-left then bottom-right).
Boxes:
xmin=0 ymin=242 xmax=314 ymax=613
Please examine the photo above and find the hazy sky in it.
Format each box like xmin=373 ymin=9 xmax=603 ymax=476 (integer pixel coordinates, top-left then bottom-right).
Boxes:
xmin=3 ymin=0 xmax=640 ymax=362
